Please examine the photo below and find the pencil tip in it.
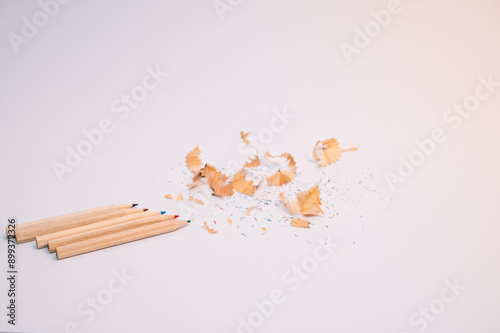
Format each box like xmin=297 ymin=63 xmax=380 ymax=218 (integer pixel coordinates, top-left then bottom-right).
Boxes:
xmin=160 ymin=211 xmax=166 ymax=214
xmin=132 ymin=203 xmax=138 ymax=208
xmin=143 ymin=208 xmax=149 ymax=212
xmin=187 ymin=220 xmax=191 ymax=223
xmin=174 ymin=215 xmax=179 ymax=219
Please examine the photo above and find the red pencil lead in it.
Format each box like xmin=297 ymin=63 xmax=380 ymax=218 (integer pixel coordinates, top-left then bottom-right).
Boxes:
xmin=143 ymin=209 xmax=148 ymax=212
xmin=174 ymin=215 xmax=179 ymax=219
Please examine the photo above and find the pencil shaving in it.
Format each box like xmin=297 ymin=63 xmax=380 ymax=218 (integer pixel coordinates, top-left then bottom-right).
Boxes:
xmin=244 ymin=155 xmax=260 ymax=168
xmin=246 ymin=206 xmax=257 ymax=216
xmin=200 ymin=164 xmax=234 ymax=197
xmin=240 ymin=131 xmax=251 ymax=144
xmin=189 ymin=196 xmax=204 ymax=205
xmin=313 ymin=138 xmax=358 ymax=167
xmin=291 ymin=217 xmax=310 ymax=228
xmin=231 ymin=169 xmax=258 ymax=195
xmin=177 ymin=193 xmax=183 ymax=201
xmin=203 ymin=221 xmax=217 ymax=234
xmin=296 ymin=185 xmax=324 ymax=215
xmin=186 ymin=145 xmax=202 ymax=173
xmin=164 ymin=194 xmax=173 ymax=200
xmin=265 ymin=152 xmax=296 ymax=186
xmin=279 ymin=192 xmax=301 ymax=215
xmin=280 ymin=185 xmax=324 ymax=216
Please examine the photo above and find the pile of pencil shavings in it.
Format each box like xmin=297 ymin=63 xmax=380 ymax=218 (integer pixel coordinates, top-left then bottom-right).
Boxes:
xmin=169 ymin=134 xmax=358 ymax=233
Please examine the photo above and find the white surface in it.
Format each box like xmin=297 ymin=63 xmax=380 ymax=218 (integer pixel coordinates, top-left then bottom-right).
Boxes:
xmin=1 ymin=1 xmax=500 ymax=332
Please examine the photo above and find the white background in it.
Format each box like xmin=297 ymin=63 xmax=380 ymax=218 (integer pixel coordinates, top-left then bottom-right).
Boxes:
xmin=1 ymin=0 xmax=500 ymax=332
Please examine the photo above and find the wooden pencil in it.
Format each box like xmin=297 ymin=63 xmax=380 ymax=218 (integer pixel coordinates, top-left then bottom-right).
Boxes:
xmin=56 ymin=220 xmax=189 ymax=260
xmin=46 ymin=213 xmax=178 ymax=252
xmin=15 ymin=207 xmax=145 ymax=244
xmin=36 ymin=210 xmax=171 ymax=249
xmin=8 ymin=204 xmax=137 ymax=243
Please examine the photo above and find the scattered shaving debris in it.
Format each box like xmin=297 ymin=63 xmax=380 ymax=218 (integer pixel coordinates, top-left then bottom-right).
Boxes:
xmin=177 ymin=193 xmax=183 ymax=201
xmin=164 ymin=194 xmax=173 ymax=200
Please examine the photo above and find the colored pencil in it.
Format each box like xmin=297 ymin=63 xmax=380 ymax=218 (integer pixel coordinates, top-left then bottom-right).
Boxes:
xmin=15 ymin=207 xmax=144 ymax=244
xmin=46 ymin=213 xmax=178 ymax=252
xmin=36 ymin=210 xmax=169 ymax=249
xmin=56 ymin=220 xmax=189 ymax=260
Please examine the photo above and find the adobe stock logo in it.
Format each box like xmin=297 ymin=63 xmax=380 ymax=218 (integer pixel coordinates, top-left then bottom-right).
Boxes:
xmin=235 ymin=237 xmax=340 ymax=333
xmin=339 ymin=0 xmax=403 ymax=63
xmin=51 ymin=65 xmax=168 ymax=182
xmin=385 ymin=74 xmax=499 ymax=191
xmin=399 ymin=277 xmax=466 ymax=333
xmin=7 ymin=0 xmax=71 ymax=54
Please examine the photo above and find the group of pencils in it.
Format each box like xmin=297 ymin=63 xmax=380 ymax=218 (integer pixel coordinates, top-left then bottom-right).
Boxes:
xmin=7 ymin=204 xmax=188 ymax=260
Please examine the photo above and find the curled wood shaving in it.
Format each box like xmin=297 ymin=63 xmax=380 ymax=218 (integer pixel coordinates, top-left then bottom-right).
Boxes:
xmin=291 ymin=217 xmax=310 ymax=228
xmin=231 ymin=169 xmax=258 ymax=195
xmin=164 ymin=194 xmax=173 ymax=200
xmin=280 ymin=185 xmax=324 ymax=216
xmin=203 ymin=221 xmax=217 ymax=234
xmin=177 ymin=193 xmax=184 ymax=201
xmin=227 ymin=218 xmax=233 ymax=225
xmin=265 ymin=152 xmax=297 ymax=186
xmin=240 ymin=131 xmax=251 ymax=144
xmin=186 ymin=145 xmax=202 ymax=173
xmin=313 ymin=138 xmax=358 ymax=167
xmin=200 ymin=164 xmax=234 ymax=197
xmin=189 ymin=196 xmax=204 ymax=205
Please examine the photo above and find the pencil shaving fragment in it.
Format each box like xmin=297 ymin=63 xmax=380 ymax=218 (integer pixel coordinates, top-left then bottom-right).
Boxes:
xmin=203 ymin=221 xmax=217 ymax=234
xmin=187 ymin=173 xmax=203 ymax=189
xmin=279 ymin=192 xmax=300 ymax=215
xmin=265 ymin=152 xmax=296 ymax=186
xmin=231 ymin=169 xmax=258 ymax=195
xmin=297 ymin=185 xmax=324 ymax=216
xmin=291 ymin=217 xmax=310 ymax=228
xmin=313 ymin=138 xmax=358 ymax=167
xmin=227 ymin=218 xmax=232 ymax=225
xmin=177 ymin=193 xmax=184 ymax=201
xmin=240 ymin=131 xmax=251 ymax=144
xmin=200 ymin=164 xmax=234 ymax=197
xmin=189 ymin=196 xmax=204 ymax=205
xmin=244 ymin=155 xmax=260 ymax=168
xmin=246 ymin=206 xmax=257 ymax=216
xmin=267 ymin=170 xmax=295 ymax=186
xmin=186 ymin=145 xmax=202 ymax=173
xmin=164 ymin=194 xmax=173 ymax=200
xmin=280 ymin=185 xmax=324 ymax=216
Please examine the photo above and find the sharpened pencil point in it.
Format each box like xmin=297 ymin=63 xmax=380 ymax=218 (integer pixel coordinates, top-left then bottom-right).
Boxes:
xmin=143 ymin=209 xmax=148 ymax=212
xmin=174 ymin=215 xmax=179 ymax=219
xmin=160 ymin=211 xmax=166 ymax=214
xmin=132 ymin=203 xmax=138 ymax=208
xmin=187 ymin=220 xmax=191 ymax=223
